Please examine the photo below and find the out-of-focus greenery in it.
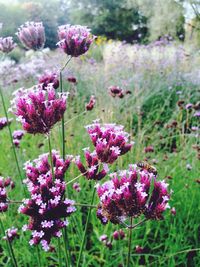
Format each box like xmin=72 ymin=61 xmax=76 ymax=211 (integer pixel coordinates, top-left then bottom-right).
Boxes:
xmin=0 ymin=0 xmax=199 ymax=48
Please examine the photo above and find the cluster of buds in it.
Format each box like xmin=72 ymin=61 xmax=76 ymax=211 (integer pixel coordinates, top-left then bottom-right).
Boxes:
xmin=12 ymin=130 xmax=25 ymax=148
xmin=57 ymin=25 xmax=95 ymax=57
xmin=86 ymin=95 xmax=96 ymax=111
xmin=10 ymin=84 xmax=67 ymax=134
xmin=72 ymin=182 xmax=81 ymax=192
xmin=96 ymin=164 xmax=171 ymax=224
xmin=86 ymin=122 xmax=133 ymax=164
xmin=0 ymin=37 xmax=16 ymax=53
xmin=113 ymin=229 xmax=125 ymax=240
xmin=0 ymin=177 xmax=15 ymax=213
xmin=38 ymin=72 xmax=59 ymax=90
xmin=0 ymin=117 xmax=12 ymax=130
xmin=16 ymin=22 xmax=45 ymax=50
xmin=109 ymin=86 xmax=124 ymax=98
xmin=144 ymin=146 xmax=154 ymax=153
xmin=75 ymin=148 xmax=108 ymax=180
xmin=19 ymin=151 xmax=76 ymax=251
xmin=99 ymin=234 xmax=112 ymax=249
xmin=67 ymin=76 xmax=77 ymax=84
xmin=3 ymin=227 xmax=19 ymax=242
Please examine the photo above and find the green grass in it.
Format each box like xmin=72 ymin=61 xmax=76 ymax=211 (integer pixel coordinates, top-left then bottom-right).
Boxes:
xmin=0 ymin=45 xmax=199 ymax=267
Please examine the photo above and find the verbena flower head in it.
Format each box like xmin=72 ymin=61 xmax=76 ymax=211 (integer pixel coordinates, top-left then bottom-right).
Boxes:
xmin=57 ymin=25 xmax=95 ymax=57
xmin=109 ymin=86 xmax=124 ymax=98
xmin=19 ymin=151 xmax=76 ymax=251
xmin=38 ymin=72 xmax=59 ymax=90
xmin=12 ymin=130 xmax=25 ymax=140
xmin=86 ymin=121 xmax=133 ymax=164
xmin=0 ymin=117 xmax=12 ymax=130
xmin=16 ymin=22 xmax=45 ymax=50
xmin=86 ymin=95 xmax=96 ymax=111
xmin=113 ymin=229 xmax=125 ymax=240
xmin=0 ymin=177 xmax=15 ymax=213
xmin=12 ymin=130 xmax=25 ymax=148
xmin=0 ymin=37 xmax=16 ymax=53
xmin=96 ymin=164 xmax=171 ymax=224
xmin=10 ymin=84 xmax=67 ymax=134
xmin=3 ymin=227 xmax=19 ymax=242
xmin=75 ymin=148 xmax=109 ymax=180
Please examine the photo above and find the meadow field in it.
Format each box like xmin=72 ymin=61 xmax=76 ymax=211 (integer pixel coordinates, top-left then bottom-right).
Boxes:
xmin=0 ymin=34 xmax=200 ymax=267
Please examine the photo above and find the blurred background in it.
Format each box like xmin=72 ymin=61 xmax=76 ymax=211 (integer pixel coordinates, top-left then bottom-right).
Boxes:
xmin=0 ymin=0 xmax=200 ymax=50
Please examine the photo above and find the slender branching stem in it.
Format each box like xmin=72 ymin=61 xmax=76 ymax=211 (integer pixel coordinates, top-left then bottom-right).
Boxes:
xmin=127 ymin=217 xmax=133 ymax=267
xmin=47 ymin=134 xmax=54 ymax=180
xmin=0 ymin=88 xmax=25 ymax=194
xmin=36 ymin=246 xmax=41 ymax=267
xmin=0 ymin=218 xmax=18 ymax=267
xmin=76 ymin=186 xmax=96 ymax=267
xmin=58 ymin=238 xmax=62 ymax=267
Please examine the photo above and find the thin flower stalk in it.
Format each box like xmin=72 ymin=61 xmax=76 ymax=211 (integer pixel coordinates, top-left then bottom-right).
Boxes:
xmin=76 ymin=186 xmax=96 ymax=267
xmin=0 ymin=88 xmax=24 ymax=192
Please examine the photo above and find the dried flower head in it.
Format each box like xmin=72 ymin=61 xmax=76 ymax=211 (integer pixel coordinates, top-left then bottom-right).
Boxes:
xmin=16 ymin=22 xmax=45 ymax=50
xmin=0 ymin=177 xmax=14 ymax=213
xmin=96 ymin=164 xmax=171 ymax=224
xmin=39 ymin=72 xmax=59 ymax=90
xmin=0 ymin=37 xmax=16 ymax=53
xmin=86 ymin=122 xmax=133 ymax=164
xmin=19 ymin=151 xmax=75 ymax=251
xmin=10 ymin=84 xmax=67 ymax=134
xmin=57 ymin=25 xmax=95 ymax=57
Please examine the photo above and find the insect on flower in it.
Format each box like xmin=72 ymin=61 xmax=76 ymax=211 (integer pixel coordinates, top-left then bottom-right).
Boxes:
xmin=137 ymin=161 xmax=158 ymax=176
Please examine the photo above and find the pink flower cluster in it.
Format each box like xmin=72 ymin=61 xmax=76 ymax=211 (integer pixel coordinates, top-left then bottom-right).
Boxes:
xmin=16 ymin=22 xmax=45 ymax=50
xmin=19 ymin=151 xmax=76 ymax=251
xmin=86 ymin=122 xmax=133 ymax=164
xmin=38 ymin=72 xmax=59 ymax=90
xmin=0 ymin=117 xmax=12 ymax=130
xmin=0 ymin=37 xmax=16 ymax=53
xmin=10 ymin=85 xmax=67 ymax=134
xmin=109 ymin=86 xmax=124 ymax=98
xmin=12 ymin=130 xmax=25 ymax=147
xmin=96 ymin=164 xmax=171 ymax=224
xmin=57 ymin=25 xmax=95 ymax=57
xmin=75 ymin=148 xmax=108 ymax=180
xmin=0 ymin=177 xmax=15 ymax=213
xmin=3 ymin=227 xmax=19 ymax=242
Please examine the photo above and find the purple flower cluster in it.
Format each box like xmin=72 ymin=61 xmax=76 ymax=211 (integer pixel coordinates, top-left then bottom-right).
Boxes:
xmin=0 ymin=37 xmax=16 ymax=53
xmin=0 ymin=177 xmax=15 ymax=213
xmin=113 ymin=229 xmax=125 ymax=240
xmin=10 ymin=85 xmax=67 ymax=134
xmin=19 ymin=151 xmax=76 ymax=251
xmin=0 ymin=117 xmax=12 ymax=130
xmin=16 ymin=22 xmax=45 ymax=50
xmin=96 ymin=164 xmax=171 ymax=224
xmin=57 ymin=25 xmax=95 ymax=57
xmin=38 ymin=72 xmax=59 ymax=90
xmin=12 ymin=130 xmax=25 ymax=147
xmin=109 ymin=86 xmax=124 ymax=98
xmin=3 ymin=227 xmax=19 ymax=242
xmin=75 ymin=148 xmax=108 ymax=180
xmin=86 ymin=122 xmax=133 ymax=164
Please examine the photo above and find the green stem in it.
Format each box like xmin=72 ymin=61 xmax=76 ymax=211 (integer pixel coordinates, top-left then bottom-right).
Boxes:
xmin=36 ymin=246 xmax=41 ymax=267
xmin=59 ymin=57 xmax=73 ymax=267
xmin=76 ymin=187 xmax=96 ymax=267
xmin=47 ymin=134 xmax=54 ymax=180
xmin=58 ymin=238 xmax=62 ymax=267
xmin=0 ymin=218 xmax=18 ymax=267
xmin=0 ymin=88 xmax=25 ymax=192
xmin=127 ymin=217 xmax=133 ymax=267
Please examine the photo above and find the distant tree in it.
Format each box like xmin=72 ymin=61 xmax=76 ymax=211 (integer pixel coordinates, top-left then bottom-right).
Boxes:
xmin=126 ymin=0 xmax=185 ymax=41
xmin=69 ymin=0 xmax=148 ymax=43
